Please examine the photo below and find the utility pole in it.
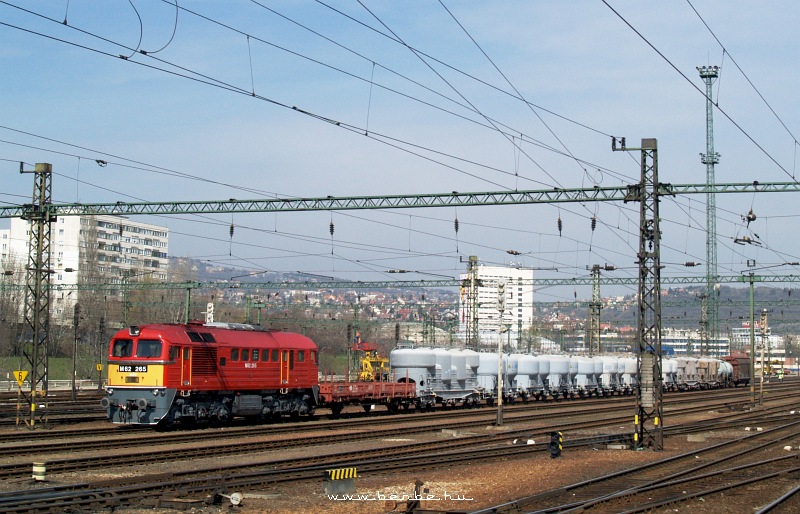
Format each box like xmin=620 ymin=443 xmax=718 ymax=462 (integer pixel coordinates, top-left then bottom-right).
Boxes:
xmin=464 ymin=256 xmax=480 ymax=351
xmin=71 ymin=303 xmax=81 ymax=401
xmin=760 ymin=309 xmax=768 ymax=404
xmin=587 ymin=264 xmax=615 ymax=356
xmin=697 ymin=292 xmax=708 ymax=356
xmin=738 ymin=261 xmax=796 ymax=405
xmin=616 ymin=138 xmax=664 ymax=451
xmin=496 ymin=281 xmax=506 ymax=426
xmin=97 ymin=315 xmax=105 ymax=390
xmin=19 ymin=163 xmax=54 ymax=429
xmin=698 ymin=65 xmax=721 ymax=360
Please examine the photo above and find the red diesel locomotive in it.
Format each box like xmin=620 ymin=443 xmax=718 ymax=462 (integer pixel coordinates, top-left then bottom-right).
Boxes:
xmin=101 ymin=322 xmax=319 ymax=426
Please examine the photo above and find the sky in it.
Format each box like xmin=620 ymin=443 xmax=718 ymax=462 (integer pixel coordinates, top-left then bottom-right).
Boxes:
xmin=1 ymin=0 xmax=799 ymax=302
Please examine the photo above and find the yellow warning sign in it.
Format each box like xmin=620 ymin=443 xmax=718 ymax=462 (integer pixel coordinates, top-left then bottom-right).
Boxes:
xmin=13 ymin=370 xmax=28 ymax=386
xmin=96 ymin=364 xmax=102 ymax=372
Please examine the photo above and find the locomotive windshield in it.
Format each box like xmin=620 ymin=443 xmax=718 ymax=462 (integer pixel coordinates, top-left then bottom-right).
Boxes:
xmin=112 ymin=339 xmax=133 ymax=357
xmin=136 ymin=339 xmax=162 ymax=358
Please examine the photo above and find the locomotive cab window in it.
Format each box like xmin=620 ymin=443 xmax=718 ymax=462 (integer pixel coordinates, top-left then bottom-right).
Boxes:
xmin=298 ymin=351 xmax=305 ymax=363
xmin=112 ymin=339 xmax=133 ymax=357
xmin=242 ymin=349 xmax=250 ymax=361
xmin=231 ymin=349 xmax=239 ymax=361
xmin=262 ymin=350 xmax=269 ymax=362
xmin=136 ymin=340 xmax=162 ymax=358
xmin=272 ymin=349 xmax=278 ymax=362
xmin=169 ymin=347 xmax=179 ymax=360
xmin=311 ymin=350 xmax=317 ymax=363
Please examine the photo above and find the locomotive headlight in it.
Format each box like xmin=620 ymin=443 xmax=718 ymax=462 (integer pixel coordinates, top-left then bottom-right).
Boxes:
xmin=106 ymin=388 xmax=114 ymax=395
xmin=153 ymin=389 xmax=160 ymax=396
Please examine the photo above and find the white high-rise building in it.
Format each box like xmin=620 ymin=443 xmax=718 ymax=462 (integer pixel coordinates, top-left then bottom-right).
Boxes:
xmin=4 ymin=215 xmax=168 ymax=315
xmin=459 ymin=264 xmax=535 ymax=349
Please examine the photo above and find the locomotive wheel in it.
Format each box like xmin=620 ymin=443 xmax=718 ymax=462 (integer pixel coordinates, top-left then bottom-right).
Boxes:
xmin=156 ymin=413 xmax=175 ymax=431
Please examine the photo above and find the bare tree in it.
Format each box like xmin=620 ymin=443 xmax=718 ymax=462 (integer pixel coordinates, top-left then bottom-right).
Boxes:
xmin=0 ymin=251 xmax=23 ymax=357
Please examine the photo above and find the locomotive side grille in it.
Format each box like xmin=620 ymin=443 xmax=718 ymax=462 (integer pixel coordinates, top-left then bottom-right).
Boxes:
xmin=192 ymin=347 xmax=218 ymax=376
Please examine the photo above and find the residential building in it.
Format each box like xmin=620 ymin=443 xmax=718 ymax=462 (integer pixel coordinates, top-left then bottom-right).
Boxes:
xmin=458 ymin=264 xmax=535 ymax=349
xmin=5 ymin=215 xmax=168 ymax=315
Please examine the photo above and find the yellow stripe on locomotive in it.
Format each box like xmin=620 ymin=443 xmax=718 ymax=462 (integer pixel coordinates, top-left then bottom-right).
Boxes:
xmin=107 ymin=362 xmax=165 ymax=387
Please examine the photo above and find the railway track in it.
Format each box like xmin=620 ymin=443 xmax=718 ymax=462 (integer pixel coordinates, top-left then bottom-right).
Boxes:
xmin=0 ymin=384 xmax=765 ymax=442
xmin=0 ymin=394 xmax=796 ymax=512
xmin=0 ymin=393 xmax=106 ymax=428
xmin=0 ymin=387 xmax=781 ymax=459
xmin=469 ymin=420 xmax=800 ymax=514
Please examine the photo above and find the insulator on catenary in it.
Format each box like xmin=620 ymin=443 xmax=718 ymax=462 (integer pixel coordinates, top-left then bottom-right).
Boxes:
xmin=557 ymin=216 xmax=563 ymax=236
xmin=591 ymin=216 xmax=597 ymax=232
xmin=454 ymin=217 xmax=459 ymax=234
xmin=229 ymin=223 xmax=234 ymax=238
xmin=329 ymin=221 xmax=335 ymax=237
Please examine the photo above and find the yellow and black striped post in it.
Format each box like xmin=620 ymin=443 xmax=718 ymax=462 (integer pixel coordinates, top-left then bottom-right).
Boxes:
xmin=323 ymin=467 xmax=358 ymax=495
xmin=548 ymin=431 xmax=563 ymax=458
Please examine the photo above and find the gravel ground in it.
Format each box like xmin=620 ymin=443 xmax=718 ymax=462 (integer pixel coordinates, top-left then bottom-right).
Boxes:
xmin=5 ymin=407 xmax=798 ymax=513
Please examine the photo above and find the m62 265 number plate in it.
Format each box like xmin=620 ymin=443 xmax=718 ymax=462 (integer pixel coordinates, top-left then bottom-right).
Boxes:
xmin=119 ymin=365 xmax=147 ymax=373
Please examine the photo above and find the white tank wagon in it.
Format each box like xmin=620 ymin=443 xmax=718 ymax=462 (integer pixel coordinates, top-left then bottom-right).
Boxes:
xmin=718 ymin=360 xmax=734 ymax=386
xmin=697 ymin=358 xmax=724 ymax=388
xmin=619 ymin=357 xmax=638 ymax=392
xmin=448 ymin=348 xmax=482 ymax=406
xmin=389 ymin=347 xmax=483 ymax=408
xmin=662 ymin=358 xmax=678 ymax=391
xmin=433 ymin=349 xmax=452 ymax=385
xmin=676 ymin=357 xmax=699 ymax=390
xmin=514 ymin=354 xmax=545 ymax=401
xmin=503 ymin=354 xmax=522 ymax=403
xmin=477 ymin=352 xmax=511 ymax=406
xmin=430 ymin=349 xmax=481 ymax=406
xmin=597 ymin=356 xmax=620 ymax=394
xmin=593 ymin=358 xmax=605 ymax=396
xmin=542 ymin=355 xmax=571 ymax=399
xmin=537 ymin=356 xmax=552 ymax=399
xmin=696 ymin=358 xmax=710 ymax=387
xmin=389 ymin=347 xmax=438 ymax=407
xmin=570 ymin=356 xmax=600 ymax=397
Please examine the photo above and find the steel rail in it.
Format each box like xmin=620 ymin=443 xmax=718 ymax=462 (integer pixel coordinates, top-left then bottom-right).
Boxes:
xmin=0 ymin=409 xmax=791 ymax=513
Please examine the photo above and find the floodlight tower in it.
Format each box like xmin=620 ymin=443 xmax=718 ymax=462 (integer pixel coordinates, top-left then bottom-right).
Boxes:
xmin=698 ymin=65 xmax=721 ymax=355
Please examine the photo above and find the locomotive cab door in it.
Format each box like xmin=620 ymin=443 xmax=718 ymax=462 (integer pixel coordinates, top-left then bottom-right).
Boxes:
xmin=280 ymin=350 xmax=292 ymax=386
xmin=181 ymin=347 xmax=192 ymax=387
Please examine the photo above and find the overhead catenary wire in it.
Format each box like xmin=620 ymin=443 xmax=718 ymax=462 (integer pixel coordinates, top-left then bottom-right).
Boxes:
xmin=1 ymin=1 xmax=792 ymax=288
xmin=686 ymin=0 xmax=799 ymax=147
xmin=602 ymin=0 xmax=797 ymax=183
